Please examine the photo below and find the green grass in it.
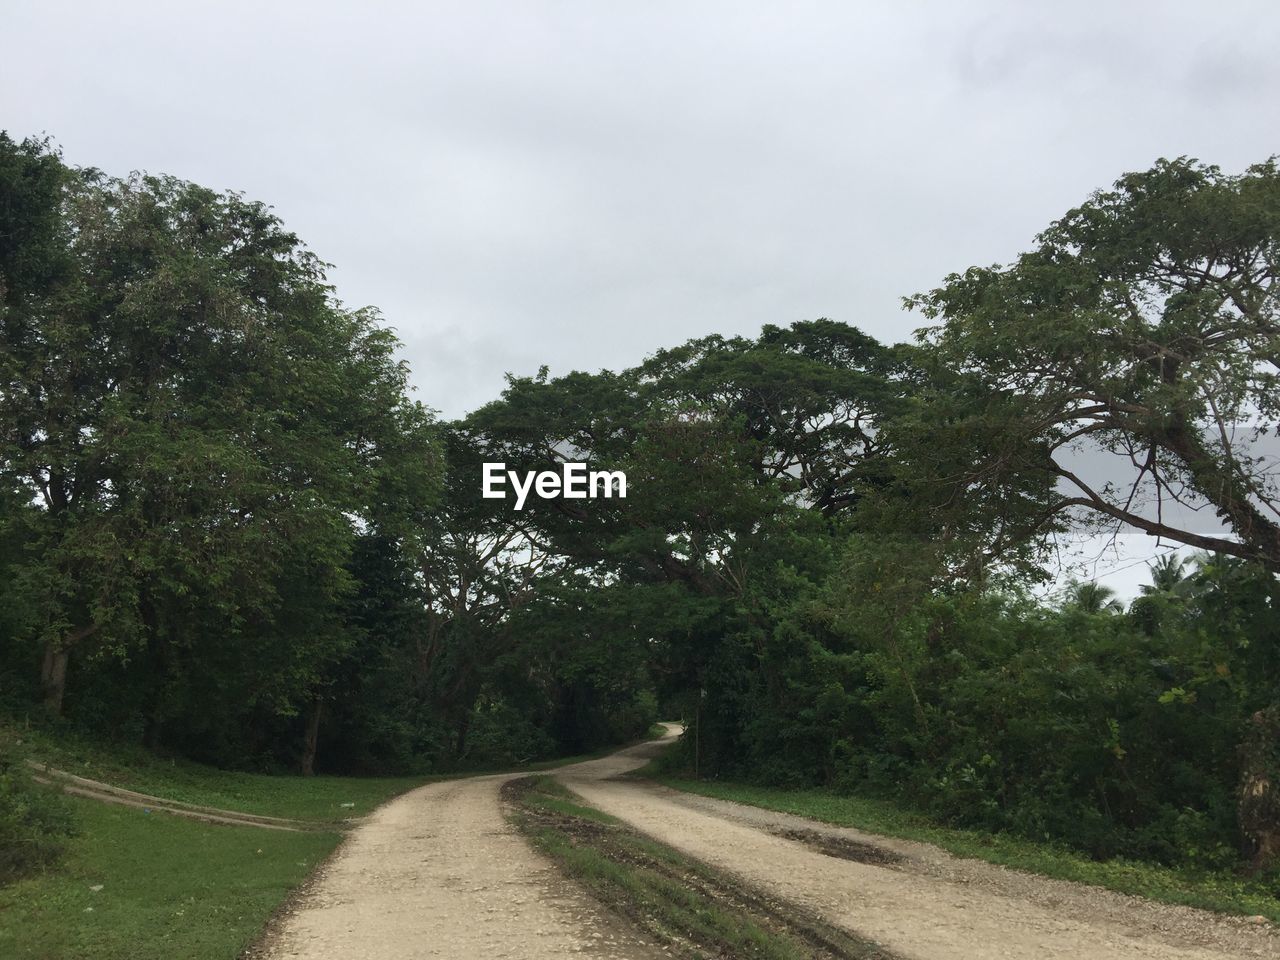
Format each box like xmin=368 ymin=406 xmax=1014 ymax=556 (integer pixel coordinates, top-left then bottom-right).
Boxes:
xmin=517 ymin=777 xmax=622 ymax=826
xmin=4 ymin=721 xmax=425 ymax=823
xmin=651 ymin=775 xmax=1280 ymax=922
xmin=3 ymin=718 xmax=659 ymax=824
xmin=506 ymin=776 xmax=888 ymax=959
xmin=0 ymin=795 xmax=339 ymax=960
xmin=0 ymin=714 xmax=669 ymax=960
xmin=0 ymin=717 xmax=667 ymax=960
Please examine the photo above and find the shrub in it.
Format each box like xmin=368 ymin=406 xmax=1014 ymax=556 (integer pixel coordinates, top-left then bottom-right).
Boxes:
xmin=0 ymin=740 xmax=77 ymax=884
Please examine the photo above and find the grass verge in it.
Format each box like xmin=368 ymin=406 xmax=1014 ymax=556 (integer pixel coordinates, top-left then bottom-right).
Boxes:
xmin=504 ymin=775 xmax=895 ymax=959
xmin=648 ymin=774 xmax=1280 ymax=923
xmin=2 ymin=721 xmax=426 ymax=823
xmin=0 ymin=794 xmax=339 ymax=960
xmin=2 ymin=717 xmax=664 ymax=824
xmin=0 ymin=719 xmax=664 ymax=959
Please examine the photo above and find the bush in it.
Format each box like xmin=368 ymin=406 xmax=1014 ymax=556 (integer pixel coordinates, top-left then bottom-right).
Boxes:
xmin=0 ymin=741 xmax=77 ymax=884
xmin=690 ymin=555 xmax=1280 ymax=870
xmin=465 ymin=698 xmax=558 ymax=767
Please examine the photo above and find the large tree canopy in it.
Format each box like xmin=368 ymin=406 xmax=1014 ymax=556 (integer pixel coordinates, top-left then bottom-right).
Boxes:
xmin=0 ymin=135 xmax=438 ymax=727
xmin=907 ymin=158 xmax=1280 ymax=571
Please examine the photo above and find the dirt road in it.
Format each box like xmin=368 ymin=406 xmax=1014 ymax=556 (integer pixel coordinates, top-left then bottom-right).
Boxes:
xmin=561 ymin=725 xmax=1279 ymax=960
xmin=263 ymin=725 xmax=1278 ymax=960
xmin=257 ymin=770 xmax=658 ymax=959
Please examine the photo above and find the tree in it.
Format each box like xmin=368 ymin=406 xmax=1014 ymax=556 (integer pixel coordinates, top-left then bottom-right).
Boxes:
xmin=414 ymin=428 xmax=547 ymax=760
xmin=455 ymin=321 xmax=909 ymax=775
xmin=1140 ymin=554 xmax=1191 ymax=596
xmin=0 ymin=137 xmax=439 ymax=723
xmin=637 ymin=320 xmax=904 ymax=515
xmin=1064 ymin=580 xmax=1124 ymax=614
xmin=907 ymin=158 xmax=1280 ymax=572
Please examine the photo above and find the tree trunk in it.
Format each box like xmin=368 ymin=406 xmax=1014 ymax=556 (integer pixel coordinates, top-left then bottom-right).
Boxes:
xmin=454 ymin=711 xmax=471 ymax=762
xmin=143 ymin=708 xmax=165 ymax=751
xmin=300 ymin=699 xmax=323 ymax=777
xmin=40 ymin=640 xmax=68 ymax=715
xmin=694 ymin=697 xmax=701 ymax=779
xmin=1239 ymin=706 xmax=1280 ymax=873
xmin=38 ymin=622 xmax=99 ymax=716
xmin=141 ymin=593 xmax=166 ymax=751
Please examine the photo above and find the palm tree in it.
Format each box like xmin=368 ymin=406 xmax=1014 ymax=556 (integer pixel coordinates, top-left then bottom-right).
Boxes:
xmin=1140 ymin=554 xmax=1189 ymax=596
xmin=1065 ymin=580 xmax=1124 ymax=614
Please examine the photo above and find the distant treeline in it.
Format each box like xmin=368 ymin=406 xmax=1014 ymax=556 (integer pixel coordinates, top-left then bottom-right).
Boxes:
xmin=2 ymin=134 xmax=1279 ymax=871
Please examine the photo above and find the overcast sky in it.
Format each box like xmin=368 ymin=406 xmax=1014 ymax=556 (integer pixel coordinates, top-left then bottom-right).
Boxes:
xmin=4 ymin=0 xmax=1278 ymax=593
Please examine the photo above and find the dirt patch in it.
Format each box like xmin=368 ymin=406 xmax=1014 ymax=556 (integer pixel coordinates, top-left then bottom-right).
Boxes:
xmin=773 ymin=827 xmax=907 ymax=867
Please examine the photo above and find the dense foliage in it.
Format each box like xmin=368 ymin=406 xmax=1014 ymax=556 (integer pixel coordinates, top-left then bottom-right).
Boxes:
xmin=2 ymin=135 xmax=1278 ymax=881
xmin=678 ymin=551 xmax=1280 ymax=869
xmin=0 ymin=741 xmax=75 ymax=884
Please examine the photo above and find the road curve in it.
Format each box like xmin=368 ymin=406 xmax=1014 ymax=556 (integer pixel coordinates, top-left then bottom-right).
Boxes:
xmin=559 ymin=724 xmax=1280 ymax=960
xmin=261 ymin=726 xmax=1278 ymax=960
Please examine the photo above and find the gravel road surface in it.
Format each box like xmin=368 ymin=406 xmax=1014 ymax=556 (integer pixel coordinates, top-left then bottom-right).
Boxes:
xmin=262 ymin=724 xmax=1279 ymax=959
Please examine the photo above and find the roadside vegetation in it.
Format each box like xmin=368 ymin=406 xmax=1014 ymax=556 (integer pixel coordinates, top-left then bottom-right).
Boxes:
xmin=654 ymin=550 xmax=1280 ymax=882
xmin=505 ymin=775 xmax=894 ymax=959
xmin=0 ymin=740 xmax=76 ymax=884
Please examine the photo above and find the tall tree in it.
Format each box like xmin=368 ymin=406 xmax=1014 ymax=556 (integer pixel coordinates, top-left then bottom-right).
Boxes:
xmin=0 ymin=139 xmax=438 ymax=719
xmin=907 ymin=158 xmax=1280 ymax=572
